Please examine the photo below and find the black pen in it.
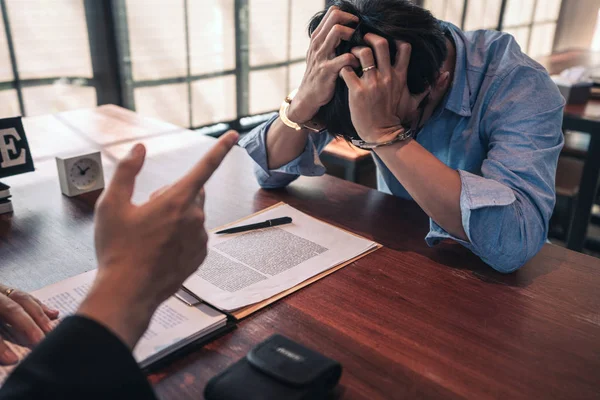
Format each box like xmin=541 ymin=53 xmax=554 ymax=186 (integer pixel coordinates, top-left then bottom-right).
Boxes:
xmin=215 ymin=217 xmax=293 ymax=235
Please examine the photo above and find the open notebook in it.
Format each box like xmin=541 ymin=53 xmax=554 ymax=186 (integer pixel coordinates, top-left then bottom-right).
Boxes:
xmin=0 ymin=270 xmax=229 ymax=386
xmin=0 ymin=203 xmax=380 ymax=385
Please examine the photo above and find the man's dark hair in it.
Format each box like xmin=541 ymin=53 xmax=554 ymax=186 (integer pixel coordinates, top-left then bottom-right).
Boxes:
xmin=308 ymin=0 xmax=448 ymax=140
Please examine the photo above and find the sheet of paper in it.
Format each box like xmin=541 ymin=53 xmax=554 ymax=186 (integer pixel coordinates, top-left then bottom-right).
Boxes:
xmin=0 ymin=269 xmax=225 ymax=386
xmin=184 ymin=204 xmax=378 ymax=311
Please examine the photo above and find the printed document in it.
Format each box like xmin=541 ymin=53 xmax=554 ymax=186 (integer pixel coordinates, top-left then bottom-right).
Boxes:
xmin=184 ymin=204 xmax=378 ymax=311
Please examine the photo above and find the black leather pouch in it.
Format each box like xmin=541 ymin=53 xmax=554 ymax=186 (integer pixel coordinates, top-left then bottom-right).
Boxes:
xmin=204 ymin=334 xmax=342 ymax=400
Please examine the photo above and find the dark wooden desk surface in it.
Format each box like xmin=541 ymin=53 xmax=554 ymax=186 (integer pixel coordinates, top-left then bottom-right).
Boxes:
xmin=1 ymin=106 xmax=600 ymax=399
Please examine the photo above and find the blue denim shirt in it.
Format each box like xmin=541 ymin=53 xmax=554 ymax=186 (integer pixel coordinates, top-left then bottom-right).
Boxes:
xmin=239 ymin=23 xmax=565 ymax=273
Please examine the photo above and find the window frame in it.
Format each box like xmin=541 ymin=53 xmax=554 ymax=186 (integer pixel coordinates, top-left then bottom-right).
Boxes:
xmin=423 ymin=0 xmax=563 ymax=56
xmin=0 ymin=0 xmax=564 ymax=133
xmin=0 ymin=0 xmax=121 ymax=117
xmin=113 ymin=0 xmax=316 ymax=133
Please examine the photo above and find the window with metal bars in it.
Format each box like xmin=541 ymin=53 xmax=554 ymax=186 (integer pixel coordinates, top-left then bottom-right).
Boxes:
xmin=0 ymin=0 xmax=563 ymax=132
xmin=0 ymin=0 xmax=98 ymax=119
xmin=423 ymin=0 xmax=564 ymax=59
xmin=0 ymin=0 xmax=324 ymax=133
xmin=114 ymin=0 xmax=324 ymax=132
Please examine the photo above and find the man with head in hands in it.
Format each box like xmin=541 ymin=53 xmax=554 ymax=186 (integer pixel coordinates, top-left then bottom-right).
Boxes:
xmin=0 ymin=130 xmax=239 ymax=400
xmin=239 ymin=0 xmax=565 ymax=274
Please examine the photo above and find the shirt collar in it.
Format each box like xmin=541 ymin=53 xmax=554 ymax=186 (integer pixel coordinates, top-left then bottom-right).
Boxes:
xmin=438 ymin=21 xmax=472 ymax=117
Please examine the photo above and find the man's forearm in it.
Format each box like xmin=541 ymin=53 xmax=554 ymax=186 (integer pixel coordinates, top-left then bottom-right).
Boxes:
xmin=265 ymin=117 xmax=311 ymax=170
xmin=375 ymin=139 xmax=468 ymax=240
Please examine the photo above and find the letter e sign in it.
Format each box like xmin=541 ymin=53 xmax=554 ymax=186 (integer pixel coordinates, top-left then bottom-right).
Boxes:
xmin=0 ymin=117 xmax=34 ymax=179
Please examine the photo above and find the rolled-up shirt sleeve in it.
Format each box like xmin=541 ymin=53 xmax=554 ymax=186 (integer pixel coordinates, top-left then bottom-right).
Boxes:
xmin=239 ymin=114 xmax=333 ymax=189
xmin=426 ymin=65 xmax=565 ymax=273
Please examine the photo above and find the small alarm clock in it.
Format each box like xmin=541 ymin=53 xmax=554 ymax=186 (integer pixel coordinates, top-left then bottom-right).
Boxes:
xmin=56 ymin=152 xmax=105 ymax=197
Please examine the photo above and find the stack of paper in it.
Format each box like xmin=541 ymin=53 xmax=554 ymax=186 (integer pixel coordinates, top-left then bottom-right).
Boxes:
xmin=184 ymin=203 xmax=380 ymax=315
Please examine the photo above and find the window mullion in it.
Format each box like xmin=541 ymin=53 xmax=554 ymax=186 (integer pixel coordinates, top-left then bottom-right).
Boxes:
xmin=0 ymin=0 xmax=24 ymax=115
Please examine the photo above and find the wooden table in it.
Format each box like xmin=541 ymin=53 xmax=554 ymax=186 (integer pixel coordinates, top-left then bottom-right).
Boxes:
xmin=538 ymin=50 xmax=600 ymax=252
xmin=1 ymin=106 xmax=600 ymax=399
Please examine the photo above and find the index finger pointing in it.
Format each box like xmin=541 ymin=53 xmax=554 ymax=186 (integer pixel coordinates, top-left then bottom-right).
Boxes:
xmin=177 ymin=130 xmax=239 ymax=196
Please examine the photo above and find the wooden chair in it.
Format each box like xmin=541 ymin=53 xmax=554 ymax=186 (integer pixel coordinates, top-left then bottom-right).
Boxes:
xmin=559 ymin=130 xmax=600 ymax=206
xmin=321 ymin=137 xmax=374 ymax=184
xmin=556 ymin=155 xmax=584 ymax=200
xmin=554 ymin=134 xmax=600 ymax=242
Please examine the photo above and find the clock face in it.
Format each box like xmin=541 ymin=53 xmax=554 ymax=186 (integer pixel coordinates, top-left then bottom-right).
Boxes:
xmin=68 ymin=158 xmax=100 ymax=190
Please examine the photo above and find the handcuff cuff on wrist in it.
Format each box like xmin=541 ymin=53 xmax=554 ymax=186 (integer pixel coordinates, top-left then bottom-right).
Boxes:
xmin=350 ymin=128 xmax=415 ymax=150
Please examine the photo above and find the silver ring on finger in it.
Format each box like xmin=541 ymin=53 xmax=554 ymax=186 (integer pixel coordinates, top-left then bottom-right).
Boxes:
xmin=362 ymin=65 xmax=376 ymax=72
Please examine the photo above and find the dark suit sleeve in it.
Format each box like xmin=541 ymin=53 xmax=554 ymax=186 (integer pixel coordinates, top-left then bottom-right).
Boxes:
xmin=0 ymin=315 xmax=157 ymax=400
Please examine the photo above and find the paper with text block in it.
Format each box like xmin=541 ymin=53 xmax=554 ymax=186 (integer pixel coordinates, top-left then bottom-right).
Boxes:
xmin=184 ymin=204 xmax=378 ymax=311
